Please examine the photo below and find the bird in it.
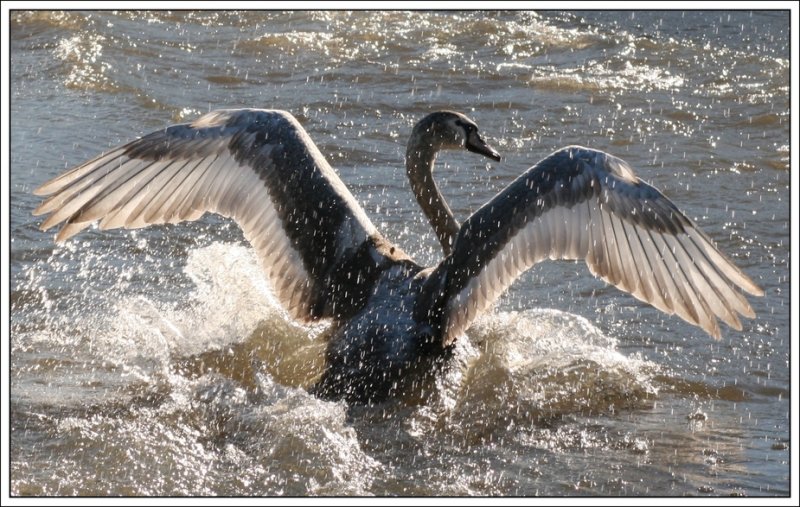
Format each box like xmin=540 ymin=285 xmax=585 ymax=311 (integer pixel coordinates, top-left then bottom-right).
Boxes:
xmin=33 ymin=108 xmax=763 ymax=403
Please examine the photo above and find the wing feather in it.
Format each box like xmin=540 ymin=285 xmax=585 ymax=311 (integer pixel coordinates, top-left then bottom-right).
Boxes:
xmin=33 ymin=147 xmax=129 ymax=198
xmin=76 ymin=158 xmax=172 ymax=223
xmin=646 ymin=229 xmax=703 ymax=327
xmin=620 ymin=220 xmax=661 ymax=311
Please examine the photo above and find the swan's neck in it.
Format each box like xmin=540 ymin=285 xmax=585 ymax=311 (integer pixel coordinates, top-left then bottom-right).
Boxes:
xmin=406 ymin=141 xmax=459 ymax=256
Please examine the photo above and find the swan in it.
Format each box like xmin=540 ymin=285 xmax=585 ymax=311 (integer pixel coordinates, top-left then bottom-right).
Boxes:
xmin=33 ymin=109 xmax=763 ymax=403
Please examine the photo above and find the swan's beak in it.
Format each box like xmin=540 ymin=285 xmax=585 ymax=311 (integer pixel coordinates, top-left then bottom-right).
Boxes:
xmin=466 ymin=132 xmax=501 ymax=162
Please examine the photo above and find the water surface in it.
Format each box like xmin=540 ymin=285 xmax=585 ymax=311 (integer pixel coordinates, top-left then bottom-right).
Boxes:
xmin=8 ymin=10 xmax=791 ymax=496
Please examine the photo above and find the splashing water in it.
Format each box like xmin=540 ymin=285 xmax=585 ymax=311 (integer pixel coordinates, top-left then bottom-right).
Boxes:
xmin=12 ymin=239 xmax=661 ymax=496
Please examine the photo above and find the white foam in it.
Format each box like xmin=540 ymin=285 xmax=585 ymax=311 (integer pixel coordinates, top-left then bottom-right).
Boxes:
xmin=444 ymin=308 xmax=659 ymax=434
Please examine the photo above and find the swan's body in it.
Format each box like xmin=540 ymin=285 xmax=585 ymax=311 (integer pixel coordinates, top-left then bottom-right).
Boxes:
xmin=33 ymin=109 xmax=763 ymax=403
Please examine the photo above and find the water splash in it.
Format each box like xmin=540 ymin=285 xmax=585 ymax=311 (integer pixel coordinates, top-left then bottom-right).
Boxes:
xmin=434 ymin=310 xmax=658 ymax=444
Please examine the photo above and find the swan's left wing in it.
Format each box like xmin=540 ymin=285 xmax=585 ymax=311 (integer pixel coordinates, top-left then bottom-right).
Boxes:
xmin=417 ymin=146 xmax=763 ymax=345
xmin=33 ymin=109 xmax=402 ymax=322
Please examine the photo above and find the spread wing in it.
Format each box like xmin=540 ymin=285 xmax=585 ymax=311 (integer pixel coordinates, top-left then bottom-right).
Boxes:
xmin=417 ymin=146 xmax=763 ymax=344
xmin=33 ymin=108 xmax=402 ymax=321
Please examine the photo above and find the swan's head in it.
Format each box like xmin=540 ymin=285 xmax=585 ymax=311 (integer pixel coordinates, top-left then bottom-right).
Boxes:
xmin=411 ymin=111 xmax=501 ymax=161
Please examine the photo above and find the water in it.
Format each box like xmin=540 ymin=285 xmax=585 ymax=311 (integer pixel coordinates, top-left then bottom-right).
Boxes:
xmin=7 ymin=10 xmax=791 ymax=497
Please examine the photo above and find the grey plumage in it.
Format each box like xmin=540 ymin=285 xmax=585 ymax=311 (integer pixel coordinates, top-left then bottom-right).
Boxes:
xmin=33 ymin=109 xmax=762 ymax=403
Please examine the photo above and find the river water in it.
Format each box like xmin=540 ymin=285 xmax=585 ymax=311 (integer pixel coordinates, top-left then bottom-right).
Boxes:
xmin=7 ymin=10 xmax=792 ymax=497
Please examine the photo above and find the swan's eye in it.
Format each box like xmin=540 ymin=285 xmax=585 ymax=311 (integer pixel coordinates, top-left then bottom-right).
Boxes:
xmin=454 ymin=119 xmax=475 ymax=136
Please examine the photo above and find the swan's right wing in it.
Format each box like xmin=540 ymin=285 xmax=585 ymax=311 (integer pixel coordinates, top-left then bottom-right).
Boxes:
xmin=417 ymin=146 xmax=763 ymax=345
xmin=34 ymin=109 xmax=402 ymax=321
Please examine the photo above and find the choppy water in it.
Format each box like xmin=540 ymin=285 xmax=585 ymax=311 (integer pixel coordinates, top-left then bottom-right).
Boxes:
xmin=7 ymin=10 xmax=792 ymax=497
